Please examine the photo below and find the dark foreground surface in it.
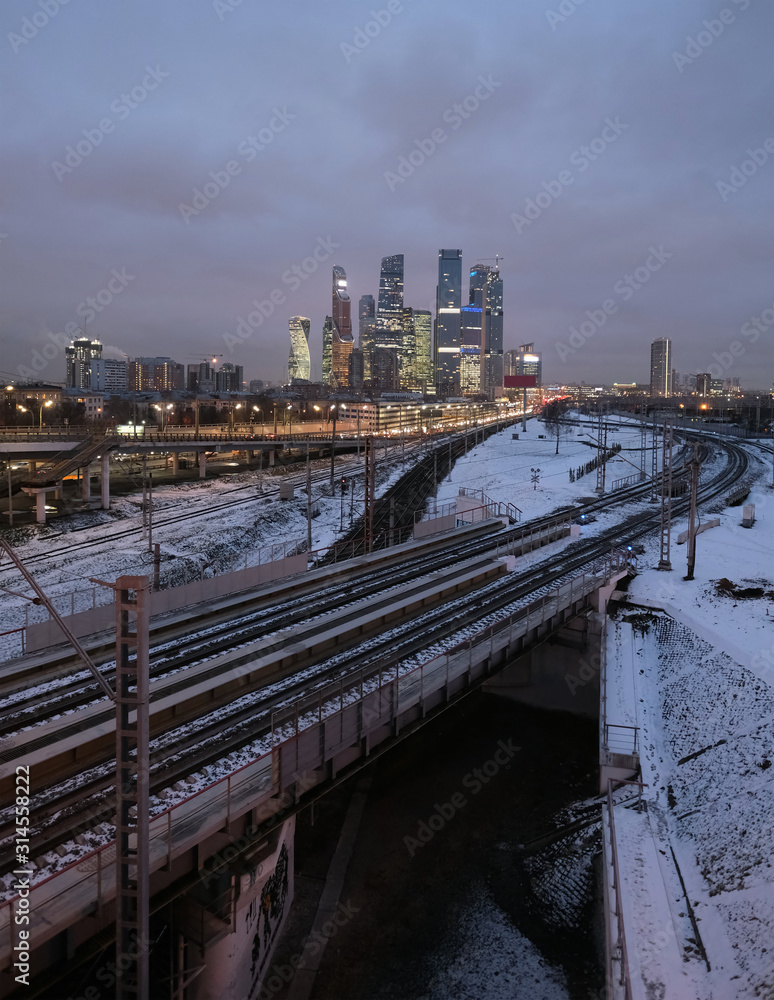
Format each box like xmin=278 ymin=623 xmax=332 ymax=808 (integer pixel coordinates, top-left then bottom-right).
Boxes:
xmin=269 ymin=692 xmax=604 ymax=1000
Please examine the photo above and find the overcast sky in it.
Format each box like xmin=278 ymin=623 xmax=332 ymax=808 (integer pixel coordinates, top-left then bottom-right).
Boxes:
xmin=2 ymin=0 xmax=772 ymax=389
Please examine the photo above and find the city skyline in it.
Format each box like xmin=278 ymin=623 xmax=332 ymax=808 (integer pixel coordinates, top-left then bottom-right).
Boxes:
xmin=2 ymin=2 xmax=773 ymax=391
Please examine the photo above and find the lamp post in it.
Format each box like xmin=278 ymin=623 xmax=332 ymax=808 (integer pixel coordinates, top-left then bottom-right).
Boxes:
xmin=153 ymin=403 xmax=173 ymax=431
xmin=329 ymin=404 xmax=337 ymax=491
xmin=252 ymin=406 xmax=263 ymax=434
xmin=18 ymin=400 xmax=53 ymax=429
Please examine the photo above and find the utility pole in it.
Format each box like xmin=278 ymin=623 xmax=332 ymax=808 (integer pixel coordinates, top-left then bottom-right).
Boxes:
xmin=141 ymin=455 xmax=148 ymax=541
xmin=650 ymin=419 xmax=659 ymax=502
xmin=640 ymin=406 xmax=648 ymax=482
xmin=7 ymin=467 xmax=12 ymax=528
xmin=364 ymin=435 xmax=374 ymax=553
xmin=306 ymin=442 xmax=312 ymax=554
xmin=329 ymin=408 xmax=337 ymax=492
xmin=595 ymin=408 xmax=607 ymax=494
xmin=658 ymin=423 xmax=674 ymax=571
xmin=389 ymin=496 xmax=395 ymax=547
xmin=147 ymin=472 xmax=153 ymax=554
xmin=686 ymin=444 xmax=702 ymax=581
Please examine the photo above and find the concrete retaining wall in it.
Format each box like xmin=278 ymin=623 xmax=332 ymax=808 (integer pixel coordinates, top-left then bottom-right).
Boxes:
xmin=25 ymin=554 xmax=307 ymax=652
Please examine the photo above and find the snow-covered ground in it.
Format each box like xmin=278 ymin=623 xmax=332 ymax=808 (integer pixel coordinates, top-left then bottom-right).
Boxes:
xmin=606 ymin=452 xmax=774 ymax=999
xmin=4 ymin=417 xmax=773 ymax=997
xmin=0 ymin=443 xmax=415 ymax=659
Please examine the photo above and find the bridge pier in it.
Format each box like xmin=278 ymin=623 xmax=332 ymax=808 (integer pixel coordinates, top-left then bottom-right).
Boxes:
xmin=198 ymin=452 xmax=207 ymax=478
xmin=172 ymin=452 xmax=179 ymax=475
xmin=268 ymin=450 xmax=275 ymax=467
xmin=28 ymin=459 xmax=36 ymax=475
xmin=81 ymin=463 xmax=92 ymax=502
xmin=100 ymin=453 xmax=110 ymax=510
xmin=56 ymin=480 xmax=64 ymax=501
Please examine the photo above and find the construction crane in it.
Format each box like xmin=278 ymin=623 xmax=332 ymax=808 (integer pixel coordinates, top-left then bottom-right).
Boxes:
xmin=475 ymin=255 xmax=505 ymax=269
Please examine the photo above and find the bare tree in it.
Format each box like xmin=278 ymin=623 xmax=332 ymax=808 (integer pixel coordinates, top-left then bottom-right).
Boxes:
xmin=541 ymin=400 xmax=572 ymax=455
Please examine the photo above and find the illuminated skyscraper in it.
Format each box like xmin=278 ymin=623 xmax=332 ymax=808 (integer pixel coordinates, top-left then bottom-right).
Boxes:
xmin=462 ymin=264 xmax=504 ymax=397
xmin=435 ymin=249 xmax=462 ymax=395
xmin=375 ymin=254 xmax=404 ymax=351
xmin=358 ymin=294 xmax=376 ymax=382
xmin=650 ymin=338 xmax=673 ymax=397
xmin=322 ymin=316 xmax=334 ymax=386
xmin=288 ymin=316 xmax=311 ymax=382
xmin=66 ymin=337 xmax=102 ymax=388
xmin=414 ymin=310 xmax=433 ymax=393
xmin=331 ymin=265 xmax=354 ymax=389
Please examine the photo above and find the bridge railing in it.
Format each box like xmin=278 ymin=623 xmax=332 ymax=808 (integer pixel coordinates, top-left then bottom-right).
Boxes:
xmin=0 ymin=564 xmax=614 ymax=969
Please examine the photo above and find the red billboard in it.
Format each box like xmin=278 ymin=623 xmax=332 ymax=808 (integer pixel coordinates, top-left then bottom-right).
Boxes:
xmin=504 ymin=375 xmax=537 ymax=388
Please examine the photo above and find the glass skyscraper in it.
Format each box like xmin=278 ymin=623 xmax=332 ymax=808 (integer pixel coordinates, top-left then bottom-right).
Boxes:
xmin=375 ymin=254 xmax=404 ymax=351
xmin=288 ymin=316 xmax=311 ymax=382
xmin=331 ymin=265 xmax=354 ymax=389
xmin=435 ymin=249 xmax=462 ymax=395
xmin=322 ymin=316 xmax=334 ymax=386
xmin=650 ymin=337 xmax=673 ymax=397
xmin=358 ymin=294 xmax=375 ymax=383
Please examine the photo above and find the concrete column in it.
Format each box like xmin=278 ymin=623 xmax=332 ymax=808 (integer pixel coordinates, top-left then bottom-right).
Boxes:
xmin=268 ymin=450 xmax=275 ymax=467
xmin=28 ymin=460 xmax=37 ymax=475
xmin=198 ymin=452 xmax=206 ymax=479
xmin=56 ymin=481 xmax=64 ymax=501
xmin=101 ymin=453 xmax=110 ymax=510
xmin=172 ymin=452 xmax=179 ymax=475
xmin=35 ymin=490 xmax=46 ymax=524
xmin=82 ymin=464 xmax=92 ymax=502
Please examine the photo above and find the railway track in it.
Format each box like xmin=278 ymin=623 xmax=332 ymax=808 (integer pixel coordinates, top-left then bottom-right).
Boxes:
xmin=0 ymin=433 xmax=748 ymax=878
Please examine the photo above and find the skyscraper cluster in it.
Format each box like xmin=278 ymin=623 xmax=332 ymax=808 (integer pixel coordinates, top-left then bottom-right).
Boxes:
xmin=288 ymin=250 xmax=506 ymax=398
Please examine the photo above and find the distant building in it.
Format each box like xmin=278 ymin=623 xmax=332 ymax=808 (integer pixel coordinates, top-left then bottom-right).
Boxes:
xmin=322 ymin=316 xmax=334 ymax=386
xmin=696 ymin=373 xmax=711 ymax=397
xmin=413 ymin=310 xmax=433 ymax=394
xmin=66 ymin=337 xmax=102 ymax=389
xmin=435 ymin=249 xmax=462 ymax=395
xmin=249 ymin=379 xmax=265 ymax=393
xmin=372 ymin=347 xmax=400 ymax=392
xmin=650 ymin=338 xmax=673 ymax=397
xmin=63 ymin=388 xmax=104 ymax=419
xmin=358 ymin=295 xmax=376 ymax=383
xmin=89 ymin=358 xmax=128 ymax=393
xmin=348 ymin=347 xmax=364 ymax=392
xmin=288 ymin=317 xmax=311 ymax=382
xmin=331 ymin=266 xmax=354 ymax=389
xmin=216 ymin=363 xmax=244 ymax=393
xmin=129 ymin=357 xmax=185 ymax=392
xmin=505 ymin=343 xmax=542 ymax=387
xmin=375 ymin=254 xmax=405 ymax=357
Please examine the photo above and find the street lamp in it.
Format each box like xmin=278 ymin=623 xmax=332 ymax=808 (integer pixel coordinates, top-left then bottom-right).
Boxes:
xmin=252 ymin=406 xmax=263 ymax=433
xmin=18 ymin=400 xmax=53 ymax=428
xmin=153 ymin=403 xmax=173 ymax=430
